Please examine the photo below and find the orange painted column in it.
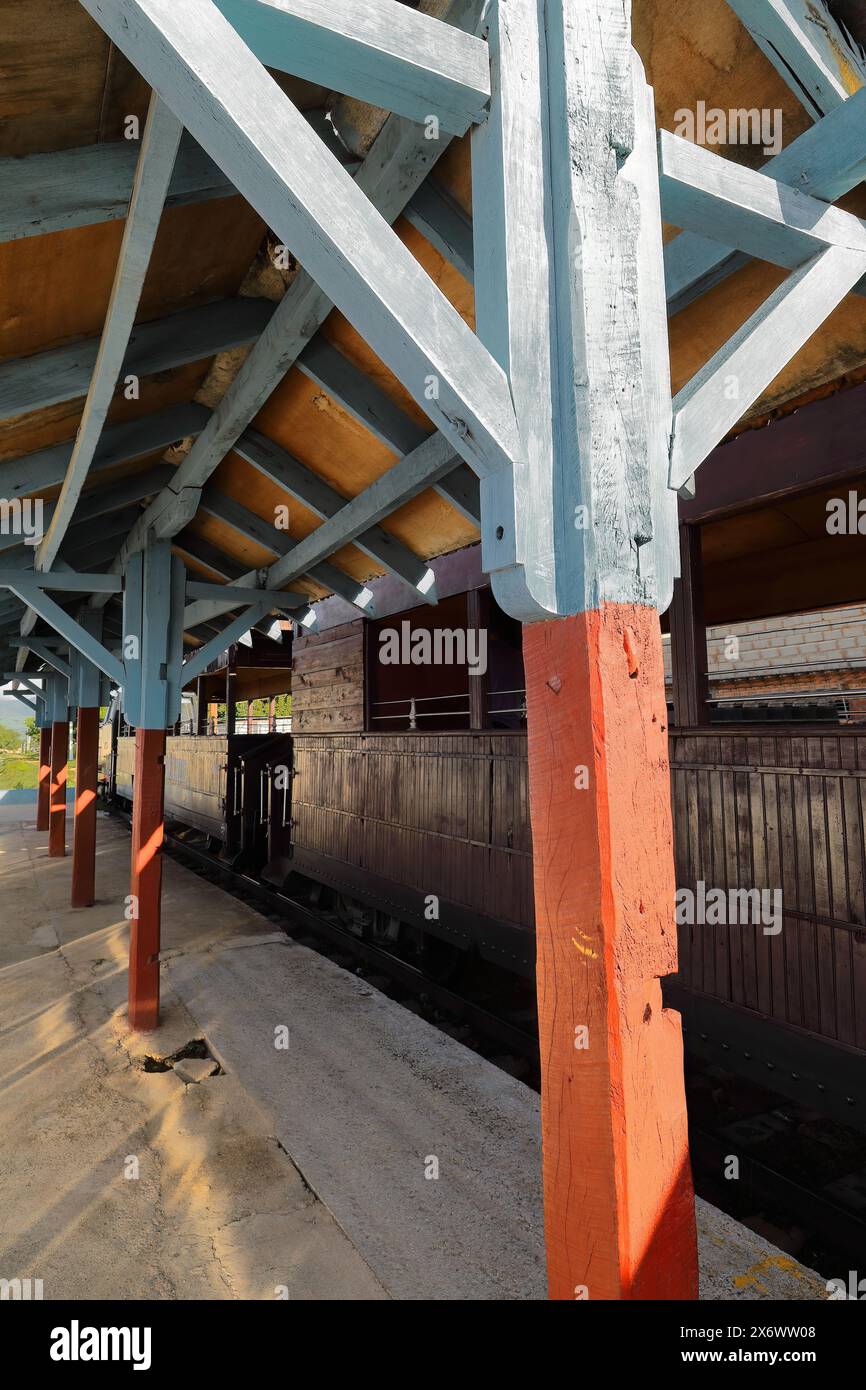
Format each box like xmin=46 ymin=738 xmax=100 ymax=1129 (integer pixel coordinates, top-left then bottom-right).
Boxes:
xmin=128 ymin=728 xmax=167 ymax=1031
xmin=71 ymin=706 xmax=99 ymax=908
xmin=48 ymin=721 xmax=69 ymax=857
xmin=37 ymin=726 xmax=51 ymax=832
xmin=523 ymin=605 xmax=698 ymax=1300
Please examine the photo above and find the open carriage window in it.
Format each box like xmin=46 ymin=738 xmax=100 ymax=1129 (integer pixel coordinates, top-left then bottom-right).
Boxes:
xmin=365 ymin=588 xmax=526 ymax=732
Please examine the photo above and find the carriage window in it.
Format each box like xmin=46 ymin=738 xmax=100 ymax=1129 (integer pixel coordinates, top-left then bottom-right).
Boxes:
xmin=366 ymin=589 xmax=526 ymax=732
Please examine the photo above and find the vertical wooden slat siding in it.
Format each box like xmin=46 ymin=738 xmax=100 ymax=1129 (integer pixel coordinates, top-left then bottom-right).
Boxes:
xmin=290 ymin=732 xmax=534 ymax=930
xmin=112 ymin=721 xmax=866 ymax=1054
xmin=669 ymin=727 xmax=866 ymax=1048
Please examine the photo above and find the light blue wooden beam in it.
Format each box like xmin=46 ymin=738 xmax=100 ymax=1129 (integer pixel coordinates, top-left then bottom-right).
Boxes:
xmin=725 ymin=0 xmax=865 ymax=120
xmin=0 ymin=113 xmax=362 ymax=247
xmin=264 ymin=432 xmax=460 ymax=592
xmin=665 ymin=87 xmax=866 ymax=314
xmin=185 ymin=580 xmax=305 ymax=608
xmin=403 ymin=178 xmax=474 ymax=283
xmin=670 ymin=244 xmax=866 ymax=490
xmin=293 ymin=338 xmax=480 ymax=528
xmin=14 ymin=640 xmax=71 ymax=679
xmin=213 ymin=0 xmax=490 ymax=136
xmin=174 ymin=530 xmax=314 ymax=631
xmin=234 ymin=427 xmax=437 ymax=600
xmin=112 ymin=0 xmax=487 ymax=558
xmin=0 ymin=404 xmax=207 ymax=505
xmin=1 ymin=134 xmax=231 ymax=243
xmin=4 ymin=674 xmax=45 ymax=701
xmin=0 ymin=468 xmax=174 ymax=560
xmin=0 ymin=298 xmax=272 ymax=423
xmin=121 ymin=541 xmax=189 ymax=726
xmin=1 ymin=583 xmax=125 ymax=686
xmin=181 ymin=600 xmax=287 ymax=684
xmin=470 ymin=0 xmax=558 ymax=618
xmin=35 ymin=97 xmax=183 ymax=574
xmin=197 ymin=487 xmax=375 ymax=614
xmin=3 ymin=688 xmax=38 ymax=716
xmin=0 ymin=572 xmax=121 ymax=593
xmin=78 ymin=0 xmax=519 ymax=485
xmin=659 ymin=130 xmax=866 ymax=273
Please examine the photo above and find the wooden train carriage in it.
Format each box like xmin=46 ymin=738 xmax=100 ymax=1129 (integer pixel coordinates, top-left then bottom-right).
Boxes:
xmin=9 ymin=0 xmax=866 ymax=1298
xmin=276 ymin=530 xmax=866 ymax=1128
xmin=115 ymin=730 xmax=290 ymax=854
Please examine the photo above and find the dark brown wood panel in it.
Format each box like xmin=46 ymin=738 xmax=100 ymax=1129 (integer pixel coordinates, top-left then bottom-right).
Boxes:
xmin=290 ymin=732 xmax=534 ymax=929
xmin=670 ymin=727 xmax=866 ymax=1050
xmin=292 ymin=621 xmax=364 ymax=734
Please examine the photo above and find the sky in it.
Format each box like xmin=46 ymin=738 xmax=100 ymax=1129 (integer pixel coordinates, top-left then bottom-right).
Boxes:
xmin=0 ymin=694 xmax=31 ymax=734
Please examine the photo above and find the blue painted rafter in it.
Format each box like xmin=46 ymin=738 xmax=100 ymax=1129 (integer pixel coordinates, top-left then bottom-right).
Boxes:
xmin=665 ymin=86 xmax=866 ymax=314
xmin=213 ymin=0 xmax=491 ymax=136
xmin=77 ymin=0 xmax=519 ymax=506
xmin=660 ymin=132 xmax=866 ymax=488
xmin=34 ymin=96 xmax=183 ymax=575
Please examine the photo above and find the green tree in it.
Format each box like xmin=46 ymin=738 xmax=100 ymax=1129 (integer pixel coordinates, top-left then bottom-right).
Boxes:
xmin=0 ymin=723 xmax=20 ymax=751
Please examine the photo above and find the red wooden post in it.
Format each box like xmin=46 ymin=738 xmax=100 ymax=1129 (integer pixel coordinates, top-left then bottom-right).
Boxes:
xmin=71 ymin=706 xmax=99 ymax=907
xmin=128 ymin=727 xmax=167 ymax=1031
xmin=523 ymin=606 xmax=697 ymax=1300
xmin=48 ymin=720 xmax=69 ymax=857
xmin=37 ymin=726 xmax=51 ymax=832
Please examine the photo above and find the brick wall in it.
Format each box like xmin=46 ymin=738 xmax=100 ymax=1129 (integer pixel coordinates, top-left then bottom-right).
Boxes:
xmin=664 ymin=604 xmax=866 ymax=718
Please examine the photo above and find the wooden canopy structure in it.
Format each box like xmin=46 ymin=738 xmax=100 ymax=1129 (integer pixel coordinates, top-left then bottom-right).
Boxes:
xmin=3 ymin=0 xmax=866 ymax=1299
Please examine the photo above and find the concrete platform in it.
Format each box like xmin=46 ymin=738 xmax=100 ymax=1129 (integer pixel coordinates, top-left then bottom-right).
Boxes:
xmin=0 ymin=809 xmax=834 ymax=1300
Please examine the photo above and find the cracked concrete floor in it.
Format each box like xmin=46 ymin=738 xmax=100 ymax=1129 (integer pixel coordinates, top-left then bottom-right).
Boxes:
xmin=0 ymin=808 xmax=386 ymax=1300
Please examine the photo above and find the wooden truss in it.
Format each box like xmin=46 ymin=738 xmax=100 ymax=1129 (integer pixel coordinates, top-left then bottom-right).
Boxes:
xmin=3 ymin=0 xmax=866 ymax=1301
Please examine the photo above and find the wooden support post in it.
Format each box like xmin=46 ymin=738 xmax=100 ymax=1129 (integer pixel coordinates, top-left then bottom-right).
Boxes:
xmin=524 ymin=606 xmax=697 ymax=1299
xmin=48 ymin=720 xmax=69 ymax=857
xmin=195 ymin=678 xmax=207 ymax=734
xmin=226 ymin=665 xmax=236 ymax=736
xmin=268 ymin=695 xmax=276 ymax=733
xmin=128 ymin=728 xmax=167 ymax=1031
xmin=470 ymin=0 xmax=697 ymax=1298
xmin=122 ymin=539 xmax=186 ymax=1031
xmin=467 ymin=587 xmax=487 ymax=730
xmin=71 ymin=706 xmax=99 ymax=907
xmin=669 ymin=525 xmax=710 ymax=728
xmin=37 ymin=725 xmax=51 ymax=831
